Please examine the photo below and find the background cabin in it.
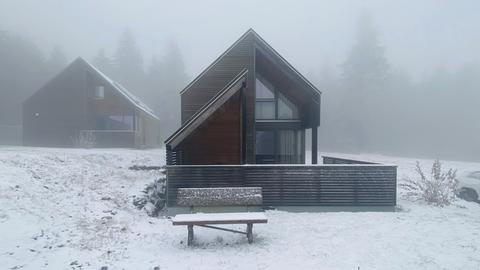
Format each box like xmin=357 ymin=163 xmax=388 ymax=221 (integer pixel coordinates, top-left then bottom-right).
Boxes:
xmin=23 ymin=57 xmax=160 ymax=148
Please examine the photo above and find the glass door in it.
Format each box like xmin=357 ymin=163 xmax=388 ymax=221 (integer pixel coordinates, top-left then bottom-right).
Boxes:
xmin=255 ymin=129 xmax=304 ymax=164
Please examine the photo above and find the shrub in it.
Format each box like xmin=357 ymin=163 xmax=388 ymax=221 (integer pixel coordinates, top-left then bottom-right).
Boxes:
xmin=133 ymin=168 xmax=166 ymax=216
xmin=401 ymin=159 xmax=458 ymax=206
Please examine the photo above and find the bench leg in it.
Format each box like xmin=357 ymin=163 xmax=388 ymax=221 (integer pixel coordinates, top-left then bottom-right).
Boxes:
xmin=246 ymin=223 xmax=253 ymax=244
xmin=187 ymin=225 xmax=194 ymax=246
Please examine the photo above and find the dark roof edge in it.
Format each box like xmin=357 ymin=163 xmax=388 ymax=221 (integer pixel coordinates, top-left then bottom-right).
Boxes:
xmin=179 ymin=29 xmax=253 ymax=95
xmin=250 ymin=29 xmax=322 ymax=95
xmin=180 ymin=28 xmax=322 ymax=96
xmin=165 ymin=68 xmax=248 ymax=146
xmin=79 ymin=58 xmax=160 ymax=120
xmin=22 ymin=57 xmax=83 ymax=105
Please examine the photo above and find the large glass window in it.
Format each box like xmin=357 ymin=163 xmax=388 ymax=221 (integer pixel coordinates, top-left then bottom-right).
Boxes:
xmin=255 ymin=131 xmax=275 ymax=164
xmin=278 ymin=130 xmax=296 ymax=163
xmin=255 ymin=101 xmax=275 ymax=119
xmin=278 ymin=93 xmax=299 ymax=119
xmin=255 ymin=75 xmax=299 ymax=120
xmin=255 ymin=74 xmax=303 ymax=164
xmin=256 ymin=129 xmax=304 ymax=164
xmin=96 ymin=114 xmax=134 ymax=130
xmin=256 ymin=78 xmax=275 ymax=99
xmin=255 ymin=77 xmax=275 ymax=119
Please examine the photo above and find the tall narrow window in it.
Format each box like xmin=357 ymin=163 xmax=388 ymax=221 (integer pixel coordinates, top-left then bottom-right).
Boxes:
xmin=255 ymin=77 xmax=275 ymax=119
xmin=254 ymin=73 xmax=304 ymax=164
xmin=255 ymin=131 xmax=275 ymax=164
xmin=278 ymin=130 xmax=296 ymax=164
xmin=94 ymin=86 xmax=105 ymax=99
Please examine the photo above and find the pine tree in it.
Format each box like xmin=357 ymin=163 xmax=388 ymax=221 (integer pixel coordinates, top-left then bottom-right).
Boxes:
xmin=340 ymin=11 xmax=389 ymax=151
xmin=46 ymin=46 xmax=67 ymax=77
xmin=0 ymin=30 xmax=47 ymax=126
xmin=113 ymin=29 xmax=145 ymax=96
xmin=146 ymin=40 xmax=189 ymax=139
xmin=158 ymin=40 xmax=189 ymax=138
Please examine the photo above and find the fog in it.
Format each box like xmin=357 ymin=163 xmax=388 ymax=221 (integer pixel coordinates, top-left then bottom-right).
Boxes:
xmin=1 ymin=0 xmax=479 ymax=161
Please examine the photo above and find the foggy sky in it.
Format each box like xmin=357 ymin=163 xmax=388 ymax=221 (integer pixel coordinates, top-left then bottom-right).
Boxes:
xmin=1 ymin=0 xmax=480 ymax=81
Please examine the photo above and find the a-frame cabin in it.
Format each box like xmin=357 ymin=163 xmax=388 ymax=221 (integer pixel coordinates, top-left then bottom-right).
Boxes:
xmin=23 ymin=57 xmax=161 ymax=148
xmin=165 ymin=29 xmax=321 ymax=165
xmin=164 ymin=29 xmax=397 ymax=208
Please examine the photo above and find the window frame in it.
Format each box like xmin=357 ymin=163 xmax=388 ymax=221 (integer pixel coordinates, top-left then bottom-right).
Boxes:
xmin=255 ymin=127 xmax=305 ymax=164
xmin=94 ymin=85 xmax=105 ymax=100
xmin=254 ymin=75 xmax=299 ymax=121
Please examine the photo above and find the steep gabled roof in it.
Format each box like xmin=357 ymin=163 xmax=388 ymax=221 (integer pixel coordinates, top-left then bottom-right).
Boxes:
xmin=165 ymin=69 xmax=248 ymax=148
xmin=250 ymin=29 xmax=321 ymax=97
xmin=79 ymin=58 xmax=159 ymax=120
xmin=167 ymin=28 xmax=321 ymax=148
xmin=180 ymin=28 xmax=321 ymax=96
xmin=24 ymin=57 xmax=159 ymax=120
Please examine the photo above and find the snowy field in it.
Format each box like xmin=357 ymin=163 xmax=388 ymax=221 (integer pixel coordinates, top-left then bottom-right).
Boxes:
xmin=1 ymin=147 xmax=479 ymax=270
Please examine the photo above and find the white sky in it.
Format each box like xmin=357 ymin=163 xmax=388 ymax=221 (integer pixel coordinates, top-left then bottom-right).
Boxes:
xmin=1 ymin=0 xmax=479 ymax=81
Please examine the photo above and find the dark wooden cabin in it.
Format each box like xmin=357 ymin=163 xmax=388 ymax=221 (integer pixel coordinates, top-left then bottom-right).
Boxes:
xmin=165 ymin=29 xmax=320 ymax=165
xmin=23 ymin=57 xmax=160 ymax=148
xmin=165 ymin=29 xmax=397 ymax=208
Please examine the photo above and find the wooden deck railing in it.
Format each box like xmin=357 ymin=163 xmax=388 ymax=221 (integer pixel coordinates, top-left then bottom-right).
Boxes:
xmin=166 ymin=157 xmax=397 ymax=207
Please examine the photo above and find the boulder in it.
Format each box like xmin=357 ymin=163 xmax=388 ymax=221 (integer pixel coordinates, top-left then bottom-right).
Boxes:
xmin=457 ymin=187 xmax=479 ymax=203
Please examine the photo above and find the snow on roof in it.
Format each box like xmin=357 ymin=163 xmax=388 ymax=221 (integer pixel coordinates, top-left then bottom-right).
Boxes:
xmin=80 ymin=58 xmax=160 ymax=120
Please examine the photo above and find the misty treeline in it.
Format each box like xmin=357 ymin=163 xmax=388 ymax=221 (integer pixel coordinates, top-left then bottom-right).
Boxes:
xmin=1 ymin=13 xmax=479 ymax=161
xmin=0 ymin=30 xmax=65 ymax=126
xmin=316 ymin=14 xmax=480 ymax=161
xmin=0 ymin=29 xmax=188 ymax=140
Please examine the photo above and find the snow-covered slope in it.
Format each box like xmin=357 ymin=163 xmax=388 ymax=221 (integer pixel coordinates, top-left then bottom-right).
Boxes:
xmin=1 ymin=147 xmax=479 ymax=270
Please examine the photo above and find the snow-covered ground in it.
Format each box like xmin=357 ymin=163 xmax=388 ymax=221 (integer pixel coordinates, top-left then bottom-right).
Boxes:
xmin=1 ymin=147 xmax=479 ymax=270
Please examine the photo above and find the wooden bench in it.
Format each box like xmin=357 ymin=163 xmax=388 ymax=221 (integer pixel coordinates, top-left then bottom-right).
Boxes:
xmin=171 ymin=187 xmax=267 ymax=245
xmin=172 ymin=212 xmax=267 ymax=245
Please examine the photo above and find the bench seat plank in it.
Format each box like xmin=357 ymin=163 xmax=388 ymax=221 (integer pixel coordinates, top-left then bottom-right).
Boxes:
xmin=177 ymin=187 xmax=263 ymax=207
xmin=172 ymin=212 xmax=268 ymax=225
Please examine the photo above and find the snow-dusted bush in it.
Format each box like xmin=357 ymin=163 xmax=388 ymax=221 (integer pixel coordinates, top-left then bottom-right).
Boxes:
xmin=133 ymin=169 xmax=166 ymax=216
xmin=401 ymin=159 xmax=458 ymax=206
xmin=72 ymin=131 xmax=96 ymax=148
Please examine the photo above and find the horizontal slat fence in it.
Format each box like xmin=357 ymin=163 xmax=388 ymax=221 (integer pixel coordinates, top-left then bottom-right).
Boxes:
xmin=322 ymin=156 xmax=376 ymax=165
xmin=166 ymin=159 xmax=397 ymax=207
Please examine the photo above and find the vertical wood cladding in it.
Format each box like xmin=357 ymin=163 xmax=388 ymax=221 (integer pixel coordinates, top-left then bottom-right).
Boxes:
xmin=23 ymin=61 xmax=89 ymax=147
xmin=176 ymin=92 xmax=241 ymax=165
xmin=180 ymin=32 xmax=255 ymax=163
xmin=175 ymin=30 xmax=322 ymax=164
xmin=166 ymin=163 xmax=397 ymax=207
xmin=181 ymin=33 xmax=254 ymax=123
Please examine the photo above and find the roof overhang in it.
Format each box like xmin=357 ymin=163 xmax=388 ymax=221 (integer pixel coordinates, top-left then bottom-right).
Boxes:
xmin=81 ymin=58 xmax=160 ymax=121
xmin=165 ymin=69 xmax=248 ymax=148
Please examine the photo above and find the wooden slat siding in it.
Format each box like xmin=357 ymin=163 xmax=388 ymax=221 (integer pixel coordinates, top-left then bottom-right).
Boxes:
xmin=322 ymin=156 xmax=376 ymax=165
xmin=181 ymin=34 xmax=255 ymax=124
xmin=180 ymin=33 xmax=255 ymax=163
xmin=175 ymin=92 xmax=241 ymax=165
xmin=166 ymin=165 xmax=397 ymax=207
